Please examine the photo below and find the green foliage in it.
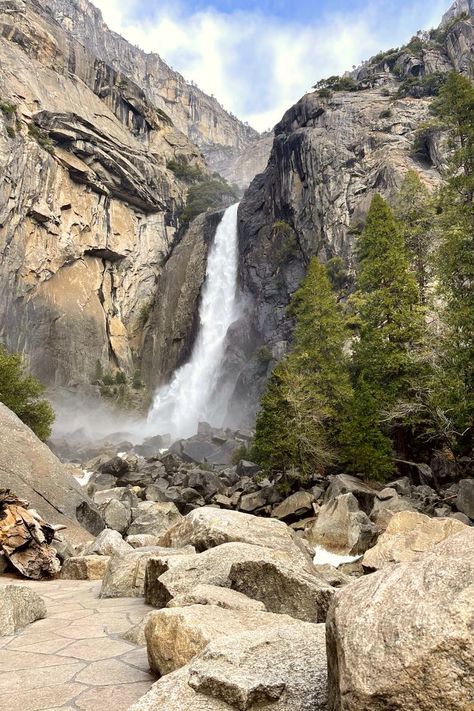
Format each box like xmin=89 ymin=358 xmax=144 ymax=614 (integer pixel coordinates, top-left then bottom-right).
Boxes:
xmin=272 ymin=221 xmax=298 ymax=263
xmin=0 ymin=99 xmax=16 ymax=117
xmin=379 ymin=108 xmax=392 ymax=119
xmin=132 ymin=369 xmax=143 ymax=389
xmin=325 ymin=256 xmax=348 ymax=291
xmin=397 ymin=72 xmax=447 ymax=99
xmin=138 ymin=302 xmax=152 ymax=328
xmin=255 ymin=346 xmax=273 ymax=365
xmin=167 ymin=159 xmax=204 ymax=184
xmin=428 ymin=13 xmax=469 ymax=45
xmin=231 ymin=444 xmax=249 ymax=465
xmin=252 ymin=259 xmax=352 ymax=477
xmin=0 ymin=345 xmax=55 ymax=441
xmin=314 ymin=76 xmax=360 ymax=93
xmin=115 ymin=370 xmax=127 ymax=385
xmin=318 ymin=87 xmax=333 ymax=99
xmin=6 ymin=126 xmax=15 ymax=138
xmin=431 ymin=73 xmax=474 ymax=447
xmin=102 ymin=372 xmax=115 ymax=386
xmin=181 ymin=175 xmax=237 ymax=226
xmin=394 ymin=170 xmax=436 ymax=304
xmin=28 ymin=123 xmax=54 ymax=155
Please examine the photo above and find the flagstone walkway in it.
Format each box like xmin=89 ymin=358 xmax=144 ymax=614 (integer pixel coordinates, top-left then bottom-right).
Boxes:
xmin=0 ymin=578 xmax=156 ymax=711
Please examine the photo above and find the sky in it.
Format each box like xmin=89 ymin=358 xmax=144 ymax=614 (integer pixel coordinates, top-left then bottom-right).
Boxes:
xmin=93 ymin=0 xmax=451 ymax=131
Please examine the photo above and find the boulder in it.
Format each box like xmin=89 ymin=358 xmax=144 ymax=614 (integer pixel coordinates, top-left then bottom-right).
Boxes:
xmin=102 ymin=498 xmax=132 ymax=533
xmin=0 ymin=584 xmax=46 ymax=635
xmin=99 ymin=456 xmax=129 ymax=477
xmin=229 ymin=558 xmax=334 ymax=622
xmin=456 ymin=478 xmax=474 ymax=519
xmin=157 ymin=507 xmax=312 ymax=565
xmin=271 ymin=491 xmax=315 ymax=521
xmin=236 ymin=460 xmax=260 ymax=476
xmin=188 ymin=622 xmax=328 ymax=710
xmin=93 ymin=487 xmax=139 ymax=508
xmin=145 ymin=605 xmax=302 ymax=675
xmin=186 ymin=470 xmax=225 ymax=500
xmin=84 ymin=529 xmax=133 ymax=557
xmin=126 ymin=534 xmax=161 ymax=548
xmin=167 ymin=584 xmax=266 ymax=612
xmin=306 ymin=493 xmax=378 ymax=555
xmin=370 ymin=488 xmax=419 ymax=529
xmin=327 ymin=528 xmax=474 ymax=710
xmin=128 ymin=502 xmax=182 ymax=538
xmin=144 ymin=542 xmax=308 ymax=608
xmin=0 ymin=403 xmax=97 ymax=544
xmin=127 ymin=667 xmax=231 ymax=711
xmin=61 ymin=555 xmax=110 ymax=580
xmin=122 ymin=611 xmax=155 ymax=646
xmin=324 ymin=474 xmax=378 ymax=514
xmin=100 ymin=546 xmax=195 ymax=598
xmin=362 ymin=510 xmax=468 ymax=570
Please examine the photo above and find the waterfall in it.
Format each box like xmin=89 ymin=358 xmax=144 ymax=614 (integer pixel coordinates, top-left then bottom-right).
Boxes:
xmin=148 ymin=203 xmax=240 ymax=440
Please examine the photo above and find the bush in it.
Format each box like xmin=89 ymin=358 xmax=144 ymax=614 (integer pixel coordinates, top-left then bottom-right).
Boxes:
xmin=314 ymin=76 xmax=360 ymax=93
xmin=167 ymin=159 xmax=204 ymax=184
xmin=255 ymin=346 xmax=273 ymax=365
xmin=28 ymin=123 xmax=54 ymax=155
xmin=6 ymin=126 xmax=15 ymax=138
xmin=397 ymin=73 xmax=447 ymax=99
xmin=181 ymin=176 xmax=237 ymax=226
xmin=132 ymin=369 xmax=143 ymax=389
xmin=318 ymin=88 xmax=333 ymax=99
xmin=138 ymin=302 xmax=152 ymax=327
xmin=231 ymin=444 xmax=249 ymax=465
xmin=115 ymin=370 xmax=127 ymax=385
xmin=379 ymin=109 xmax=392 ymax=119
xmin=0 ymin=345 xmax=55 ymax=441
xmin=0 ymin=100 xmax=16 ymax=117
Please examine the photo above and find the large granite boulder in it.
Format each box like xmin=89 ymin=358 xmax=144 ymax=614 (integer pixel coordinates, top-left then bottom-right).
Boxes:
xmin=327 ymin=528 xmax=474 ymax=710
xmin=127 ymin=667 xmax=234 ymax=710
xmin=167 ymin=584 xmax=266 ymax=612
xmin=128 ymin=502 xmax=182 ymax=538
xmin=0 ymin=584 xmax=46 ymax=635
xmin=84 ymin=529 xmax=133 ymax=557
xmin=456 ymin=478 xmax=474 ymax=519
xmin=100 ymin=546 xmax=195 ymax=598
xmin=306 ymin=493 xmax=378 ymax=555
xmin=271 ymin=491 xmax=315 ymax=521
xmin=0 ymin=403 xmax=99 ymax=544
xmin=229 ymin=558 xmax=334 ymax=622
xmin=323 ymin=474 xmax=378 ymax=515
xmin=144 ymin=542 xmax=309 ymax=608
xmin=145 ymin=604 xmax=302 ymax=675
xmin=157 ymin=507 xmax=311 ymax=564
xmin=61 ymin=555 xmax=110 ymax=580
xmin=362 ymin=510 xmax=468 ymax=570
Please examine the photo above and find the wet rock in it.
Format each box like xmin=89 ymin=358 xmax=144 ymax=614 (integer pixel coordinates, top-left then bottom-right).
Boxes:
xmin=134 ymin=435 xmax=169 ymax=457
xmin=188 ymin=622 xmax=328 ymax=710
xmin=61 ymin=555 xmax=110 ymax=580
xmin=99 ymin=456 xmax=130 ymax=478
xmin=167 ymin=584 xmax=266 ymax=612
xmin=327 ymin=528 xmax=474 ymax=710
xmin=84 ymin=529 xmax=133 ymax=557
xmin=362 ymin=510 xmax=468 ymax=570
xmin=0 ymin=584 xmax=46 ymax=635
xmin=145 ymin=604 xmax=302 ymax=675
xmin=306 ymin=493 xmax=378 ymax=555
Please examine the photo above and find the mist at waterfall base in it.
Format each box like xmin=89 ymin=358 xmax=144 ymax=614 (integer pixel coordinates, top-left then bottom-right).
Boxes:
xmin=147 ymin=203 xmax=241 ymax=441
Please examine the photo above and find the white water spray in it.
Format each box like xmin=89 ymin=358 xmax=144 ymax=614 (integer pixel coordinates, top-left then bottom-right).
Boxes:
xmin=148 ymin=203 xmax=240 ymax=440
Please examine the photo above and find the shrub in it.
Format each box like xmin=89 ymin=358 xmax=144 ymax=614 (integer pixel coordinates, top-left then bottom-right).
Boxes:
xmin=115 ymin=370 xmax=127 ymax=385
xmin=138 ymin=302 xmax=152 ymax=327
xmin=0 ymin=100 xmax=16 ymax=117
xmin=231 ymin=444 xmax=249 ymax=465
xmin=167 ymin=159 xmax=204 ymax=184
xmin=28 ymin=123 xmax=54 ymax=155
xmin=318 ymin=88 xmax=333 ymax=99
xmin=397 ymin=73 xmax=447 ymax=99
xmin=314 ymin=76 xmax=360 ymax=93
xmin=181 ymin=176 xmax=237 ymax=226
xmin=0 ymin=345 xmax=55 ymax=441
xmin=6 ymin=126 xmax=15 ymax=138
xmin=255 ymin=346 xmax=273 ymax=365
xmin=379 ymin=108 xmax=392 ymax=119
xmin=380 ymin=88 xmax=391 ymax=97
xmin=132 ymin=369 xmax=143 ymax=389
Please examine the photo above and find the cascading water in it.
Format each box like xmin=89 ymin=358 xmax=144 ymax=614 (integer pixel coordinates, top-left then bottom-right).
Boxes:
xmin=148 ymin=203 xmax=240 ymax=440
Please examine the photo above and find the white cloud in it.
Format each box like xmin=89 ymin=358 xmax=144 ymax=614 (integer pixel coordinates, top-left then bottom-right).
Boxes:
xmin=92 ymin=0 xmax=449 ymax=131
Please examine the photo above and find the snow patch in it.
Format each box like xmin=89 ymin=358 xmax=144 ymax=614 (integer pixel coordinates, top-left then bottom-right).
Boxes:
xmin=74 ymin=470 xmax=94 ymax=487
xmin=313 ymin=545 xmax=361 ymax=567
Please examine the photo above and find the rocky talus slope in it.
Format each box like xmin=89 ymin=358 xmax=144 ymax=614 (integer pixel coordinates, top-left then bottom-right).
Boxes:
xmin=224 ymin=9 xmax=474 ymax=426
xmin=41 ymin=0 xmax=270 ymax=187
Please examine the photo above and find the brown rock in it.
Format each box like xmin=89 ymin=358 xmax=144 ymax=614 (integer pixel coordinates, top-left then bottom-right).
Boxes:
xmin=61 ymin=555 xmax=110 ymax=580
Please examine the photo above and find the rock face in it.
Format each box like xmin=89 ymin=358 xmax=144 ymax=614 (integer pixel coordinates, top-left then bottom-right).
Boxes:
xmin=225 ymin=12 xmax=474 ymax=426
xmin=327 ymin=528 xmax=474 ymax=710
xmin=0 ymin=403 xmax=98 ymax=544
xmin=362 ymin=510 xmax=468 ymax=570
xmin=0 ymin=584 xmax=46 ymax=635
xmin=42 ymin=0 xmax=268 ymax=187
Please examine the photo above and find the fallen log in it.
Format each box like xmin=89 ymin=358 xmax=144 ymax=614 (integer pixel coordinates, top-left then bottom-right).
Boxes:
xmin=0 ymin=489 xmax=62 ymax=579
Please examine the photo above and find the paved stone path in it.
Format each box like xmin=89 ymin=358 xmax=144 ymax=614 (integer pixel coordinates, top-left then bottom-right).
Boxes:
xmin=0 ymin=578 xmax=156 ymax=711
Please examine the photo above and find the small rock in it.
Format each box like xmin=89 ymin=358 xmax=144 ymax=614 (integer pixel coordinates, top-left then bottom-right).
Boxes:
xmin=84 ymin=529 xmax=133 ymax=557
xmin=61 ymin=555 xmax=110 ymax=580
xmin=236 ymin=460 xmax=260 ymax=476
xmin=126 ymin=534 xmax=162 ymax=548
xmin=0 ymin=585 xmax=46 ymax=635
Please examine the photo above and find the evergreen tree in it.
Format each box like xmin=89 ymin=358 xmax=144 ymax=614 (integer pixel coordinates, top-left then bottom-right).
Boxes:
xmin=394 ymin=170 xmax=435 ymax=304
xmin=252 ymin=258 xmax=351 ymax=478
xmin=341 ymin=194 xmax=427 ymax=474
xmin=431 ymin=73 xmax=474 ymax=447
xmin=0 ymin=345 xmax=55 ymax=441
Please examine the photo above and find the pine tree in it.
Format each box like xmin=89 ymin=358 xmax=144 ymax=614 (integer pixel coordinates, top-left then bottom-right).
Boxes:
xmin=341 ymin=194 xmax=427 ymax=474
xmin=394 ymin=170 xmax=435 ymax=304
xmin=252 ymin=258 xmax=351 ymax=478
xmin=431 ymin=73 xmax=474 ymax=448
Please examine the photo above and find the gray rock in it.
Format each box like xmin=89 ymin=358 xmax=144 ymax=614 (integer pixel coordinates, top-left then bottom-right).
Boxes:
xmin=127 ymin=667 xmax=230 ymax=710
xmin=456 ymin=478 xmax=474 ymax=519
xmin=229 ymin=558 xmax=334 ymax=622
xmin=188 ymin=622 xmax=328 ymax=710
xmin=450 ymin=511 xmax=472 ymax=525
xmin=93 ymin=487 xmax=139 ymax=508
xmin=0 ymin=584 xmax=46 ymax=635
xmin=236 ymin=460 xmax=260 ymax=476
xmin=84 ymin=529 xmax=133 ymax=557
xmin=126 ymin=534 xmax=162 ymax=548
xmin=167 ymin=584 xmax=266 ymax=612
xmin=271 ymin=491 xmax=315 ymax=520
xmin=327 ymin=528 xmax=474 ymax=710
xmin=102 ymin=498 xmax=132 ymax=534
xmin=323 ymin=474 xmax=378 ymax=515
xmin=128 ymin=502 xmax=182 ymax=538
